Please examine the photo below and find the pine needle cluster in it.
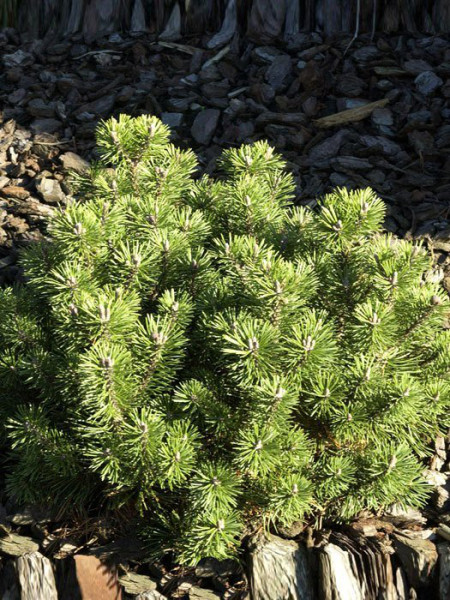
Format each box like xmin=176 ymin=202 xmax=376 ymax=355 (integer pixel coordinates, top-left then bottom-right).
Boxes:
xmin=0 ymin=115 xmax=449 ymax=564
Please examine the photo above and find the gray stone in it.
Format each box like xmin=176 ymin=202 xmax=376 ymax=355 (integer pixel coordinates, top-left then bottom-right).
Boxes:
xmin=0 ymin=534 xmax=39 ymax=557
xmin=36 ymin=178 xmax=66 ymax=204
xmin=30 ymin=119 xmax=62 ymax=135
xmin=352 ymin=46 xmax=380 ymax=62
xmin=415 ymin=71 xmax=443 ymax=95
xmin=404 ymin=59 xmax=433 ymax=74
xmin=191 ymin=109 xmax=220 ymax=145
xmin=119 ymin=572 xmax=157 ymax=595
xmin=392 ymin=532 xmax=438 ymax=588
xmin=27 ymin=98 xmax=56 ymax=118
xmin=360 ymin=135 xmax=402 ymax=156
xmin=161 ymin=112 xmax=184 ymax=128
xmin=265 ymin=55 xmax=292 ymax=91
xmin=189 ymin=587 xmax=221 ymax=600
xmin=309 ymin=130 xmax=348 ymax=162
xmin=371 ymin=107 xmax=394 ymax=127
xmin=331 ymin=156 xmax=372 ymax=171
xmin=136 ymin=592 xmax=167 ymax=600
xmin=75 ymin=94 xmax=116 ymax=118
xmin=3 ymin=49 xmax=34 ymax=68
xmin=60 ymin=152 xmax=90 ymax=174
xmin=254 ymin=46 xmax=285 ymax=64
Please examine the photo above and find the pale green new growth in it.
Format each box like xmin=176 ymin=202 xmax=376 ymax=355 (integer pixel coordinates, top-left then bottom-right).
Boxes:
xmin=0 ymin=114 xmax=449 ymax=564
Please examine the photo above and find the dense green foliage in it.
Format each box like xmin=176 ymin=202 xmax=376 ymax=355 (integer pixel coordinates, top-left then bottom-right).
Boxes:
xmin=0 ymin=115 xmax=449 ymax=563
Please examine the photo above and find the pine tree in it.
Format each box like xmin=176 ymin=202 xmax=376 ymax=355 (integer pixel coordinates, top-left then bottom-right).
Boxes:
xmin=0 ymin=114 xmax=449 ymax=564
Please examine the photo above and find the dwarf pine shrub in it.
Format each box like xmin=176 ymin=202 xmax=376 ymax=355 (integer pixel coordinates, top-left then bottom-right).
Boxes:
xmin=0 ymin=115 xmax=449 ymax=563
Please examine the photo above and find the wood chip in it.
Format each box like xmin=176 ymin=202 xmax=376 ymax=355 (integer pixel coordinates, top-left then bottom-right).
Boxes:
xmin=313 ymin=99 xmax=390 ymax=129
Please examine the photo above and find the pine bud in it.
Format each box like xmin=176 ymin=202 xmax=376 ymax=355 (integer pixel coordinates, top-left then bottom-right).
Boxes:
xmin=254 ymin=440 xmax=263 ymax=451
xmin=174 ymin=451 xmax=181 ymax=462
xmin=333 ymin=220 xmax=343 ymax=232
xmin=99 ymin=304 xmax=111 ymax=323
xmin=390 ymin=271 xmax=398 ymax=286
xmin=275 ymin=280 xmax=283 ymax=295
xmin=147 ymin=214 xmax=157 ymax=225
xmin=217 ymin=519 xmax=225 ymax=531
xmin=100 ymin=356 xmax=114 ymax=369
xmin=336 ymin=469 xmax=342 ymax=476
xmin=433 ymin=393 xmax=440 ymax=402
xmin=191 ymin=259 xmax=199 ymax=271
xmin=431 ymin=295 xmax=442 ymax=306
xmin=172 ymin=301 xmax=179 ymax=313
xmin=364 ymin=366 xmax=371 ymax=381
xmin=347 ymin=413 xmax=352 ymax=421
xmin=275 ymin=387 xmax=286 ymax=400
xmin=371 ymin=312 xmax=381 ymax=325
xmin=302 ymin=335 xmax=316 ymax=352
xmin=292 ymin=483 xmax=299 ymax=494
xmin=67 ymin=276 xmax=77 ymax=288
xmin=265 ymin=148 xmax=274 ymax=159
xmin=155 ymin=166 xmax=168 ymax=178
xmin=403 ymin=388 xmax=410 ymax=397
xmin=324 ymin=388 xmax=331 ymax=398
xmin=149 ymin=122 xmax=157 ymax=137
xmin=361 ymin=202 xmax=369 ymax=215
xmin=262 ymin=259 xmax=272 ymax=272
xmin=132 ymin=254 xmax=141 ymax=268
xmin=245 ymin=195 xmax=252 ymax=207
xmin=139 ymin=422 xmax=148 ymax=434
xmin=212 ymin=477 xmax=221 ymax=487
xmin=110 ymin=130 xmax=119 ymax=144
xmin=69 ymin=303 xmax=78 ymax=317
xmin=388 ymin=455 xmax=397 ymax=471
xmin=244 ymin=154 xmax=253 ymax=167
xmin=73 ymin=222 xmax=84 ymax=236
xmin=224 ymin=243 xmax=230 ymax=255
xmin=162 ymin=239 xmax=170 ymax=253
xmin=112 ymin=179 xmax=118 ymax=192
xmin=248 ymin=337 xmax=259 ymax=351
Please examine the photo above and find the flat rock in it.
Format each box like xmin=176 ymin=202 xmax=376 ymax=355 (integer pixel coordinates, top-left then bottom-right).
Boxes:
xmin=60 ymin=152 xmax=90 ymax=174
xmin=30 ymin=119 xmax=62 ymax=135
xmin=265 ymin=55 xmax=292 ymax=91
xmin=27 ymin=98 xmax=56 ymax=118
xmin=404 ymin=59 xmax=433 ymax=74
xmin=0 ymin=533 xmax=39 ymax=557
xmin=360 ymin=135 xmax=402 ymax=156
xmin=3 ymin=49 xmax=34 ymax=68
xmin=415 ymin=71 xmax=443 ymax=95
xmin=1 ymin=185 xmax=30 ymax=200
xmin=75 ymin=94 xmax=116 ymax=118
xmin=309 ymin=130 xmax=348 ymax=162
xmin=191 ymin=109 xmax=220 ymax=144
xmin=189 ymin=587 xmax=221 ymax=599
xmin=36 ymin=178 xmax=66 ymax=204
xmin=392 ymin=532 xmax=438 ymax=588
xmin=119 ymin=572 xmax=157 ymax=595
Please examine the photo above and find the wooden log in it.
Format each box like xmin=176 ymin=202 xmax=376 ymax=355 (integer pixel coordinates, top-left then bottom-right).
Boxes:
xmin=248 ymin=534 xmax=315 ymax=600
xmin=14 ymin=0 xmax=450 ymax=39
xmin=247 ymin=0 xmax=287 ymax=42
xmin=313 ymin=99 xmax=389 ymax=129
xmin=319 ymin=543 xmax=364 ymax=600
xmin=16 ymin=552 xmax=58 ymax=600
xmin=437 ymin=543 xmax=450 ymax=600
